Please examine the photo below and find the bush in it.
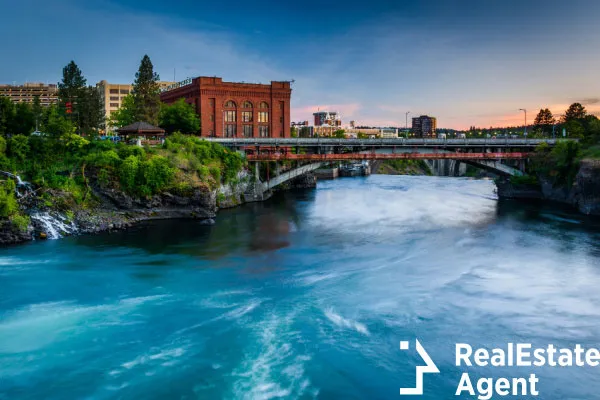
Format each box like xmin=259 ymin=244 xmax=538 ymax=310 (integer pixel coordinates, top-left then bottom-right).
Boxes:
xmin=7 ymin=135 xmax=30 ymax=162
xmin=119 ymin=155 xmax=140 ymax=192
xmin=11 ymin=214 xmax=30 ymax=232
xmin=85 ymin=150 xmax=121 ymax=168
xmin=137 ymin=156 xmax=175 ymax=195
xmin=0 ymin=180 xmax=18 ymax=217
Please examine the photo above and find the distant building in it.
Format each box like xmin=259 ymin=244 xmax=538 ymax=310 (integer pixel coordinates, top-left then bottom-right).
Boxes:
xmin=412 ymin=115 xmax=437 ymax=137
xmin=380 ymin=128 xmax=399 ymax=138
xmin=0 ymin=82 xmax=58 ymax=106
xmin=96 ymin=80 xmax=175 ymax=125
xmin=160 ymin=76 xmax=292 ymax=138
xmin=313 ymin=111 xmax=341 ymax=127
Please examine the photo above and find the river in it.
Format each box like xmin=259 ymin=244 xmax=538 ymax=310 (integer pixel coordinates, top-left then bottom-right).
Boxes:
xmin=1 ymin=175 xmax=600 ymax=399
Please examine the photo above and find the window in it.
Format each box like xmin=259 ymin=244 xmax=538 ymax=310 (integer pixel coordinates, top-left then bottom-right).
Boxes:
xmin=259 ymin=101 xmax=269 ymax=109
xmin=210 ymin=115 xmax=214 ymax=121
xmin=279 ymin=101 xmax=284 ymax=110
xmin=243 ymin=125 xmax=253 ymax=137
xmin=242 ymin=111 xmax=253 ymax=122
xmin=224 ymin=100 xmax=236 ymax=108
xmin=280 ymin=130 xmax=284 ymax=137
xmin=224 ymin=110 xmax=236 ymax=122
xmin=110 ymin=103 xmax=119 ymax=108
xmin=109 ymin=89 xmax=119 ymax=94
xmin=225 ymin=124 xmax=236 ymax=137
xmin=242 ymin=101 xmax=253 ymax=108
xmin=110 ymin=96 xmax=119 ymax=101
xmin=259 ymin=126 xmax=269 ymax=138
xmin=120 ymin=89 xmax=129 ymax=94
xmin=209 ymin=98 xmax=215 ymax=107
xmin=280 ymin=116 xmax=284 ymax=123
xmin=258 ymin=111 xmax=269 ymax=123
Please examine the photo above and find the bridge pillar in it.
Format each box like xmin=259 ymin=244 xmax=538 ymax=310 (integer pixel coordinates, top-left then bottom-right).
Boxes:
xmin=519 ymin=159 xmax=526 ymax=173
xmin=254 ymin=162 xmax=260 ymax=183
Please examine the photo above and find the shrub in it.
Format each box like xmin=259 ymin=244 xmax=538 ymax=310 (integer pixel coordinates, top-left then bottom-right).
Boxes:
xmin=7 ymin=135 xmax=30 ymax=162
xmin=0 ymin=180 xmax=18 ymax=217
xmin=10 ymin=214 xmax=30 ymax=233
xmin=119 ymin=155 xmax=140 ymax=192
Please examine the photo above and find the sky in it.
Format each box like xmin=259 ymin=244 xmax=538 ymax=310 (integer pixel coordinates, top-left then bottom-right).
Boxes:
xmin=2 ymin=0 xmax=600 ymax=129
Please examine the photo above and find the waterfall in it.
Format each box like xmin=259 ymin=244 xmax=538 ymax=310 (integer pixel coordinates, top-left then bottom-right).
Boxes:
xmin=1 ymin=172 xmax=79 ymax=240
xmin=29 ymin=212 xmax=78 ymax=240
xmin=0 ymin=171 xmax=33 ymax=198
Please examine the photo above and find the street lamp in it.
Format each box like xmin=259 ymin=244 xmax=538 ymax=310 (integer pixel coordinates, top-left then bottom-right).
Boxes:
xmin=405 ymin=111 xmax=410 ymax=139
xmin=519 ymin=108 xmax=527 ymax=136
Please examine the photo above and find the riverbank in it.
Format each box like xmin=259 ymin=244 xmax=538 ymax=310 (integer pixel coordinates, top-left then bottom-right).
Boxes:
xmin=496 ymin=158 xmax=600 ymax=216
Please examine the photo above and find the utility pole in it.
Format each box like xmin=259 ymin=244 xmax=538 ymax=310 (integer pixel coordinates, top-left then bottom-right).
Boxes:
xmin=519 ymin=108 xmax=527 ymax=136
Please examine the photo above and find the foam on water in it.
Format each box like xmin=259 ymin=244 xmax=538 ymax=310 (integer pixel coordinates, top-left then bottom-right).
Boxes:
xmin=323 ymin=308 xmax=370 ymax=336
xmin=231 ymin=312 xmax=315 ymax=400
xmin=30 ymin=211 xmax=78 ymax=239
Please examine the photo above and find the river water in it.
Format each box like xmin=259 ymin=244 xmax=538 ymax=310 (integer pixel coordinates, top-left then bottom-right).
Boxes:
xmin=1 ymin=175 xmax=600 ymax=399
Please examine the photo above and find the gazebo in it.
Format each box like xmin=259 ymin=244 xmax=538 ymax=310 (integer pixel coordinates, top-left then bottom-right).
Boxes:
xmin=117 ymin=121 xmax=165 ymax=146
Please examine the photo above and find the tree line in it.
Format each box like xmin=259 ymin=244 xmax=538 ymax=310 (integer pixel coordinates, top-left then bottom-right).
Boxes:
xmin=0 ymin=55 xmax=200 ymax=139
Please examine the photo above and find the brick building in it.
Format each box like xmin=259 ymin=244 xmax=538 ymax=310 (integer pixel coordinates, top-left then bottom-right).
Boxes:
xmin=412 ymin=115 xmax=437 ymax=138
xmin=160 ymin=77 xmax=292 ymax=138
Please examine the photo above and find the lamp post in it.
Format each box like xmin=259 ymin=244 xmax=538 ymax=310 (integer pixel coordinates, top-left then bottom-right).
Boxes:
xmin=405 ymin=111 xmax=410 ymax=139
xmin=519 ymin=108 xmax=527 ymax=137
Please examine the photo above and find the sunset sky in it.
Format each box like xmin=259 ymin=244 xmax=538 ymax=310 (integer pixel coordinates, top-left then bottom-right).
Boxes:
xmin=2 ymin=0 xmax=600 ymax=129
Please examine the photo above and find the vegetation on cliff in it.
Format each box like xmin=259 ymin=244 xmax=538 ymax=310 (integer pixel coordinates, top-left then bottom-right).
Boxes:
xmin=377 ymin=159 xmax=432 ymax=175
xmin=506 ymin=103 xmax=600 ymax=188
xmin=4 ymin=131 xmax=243 ymax=200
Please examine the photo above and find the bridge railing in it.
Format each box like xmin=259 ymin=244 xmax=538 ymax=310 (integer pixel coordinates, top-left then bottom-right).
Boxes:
xmin=205 ymin=137 xmax=568 ymax=147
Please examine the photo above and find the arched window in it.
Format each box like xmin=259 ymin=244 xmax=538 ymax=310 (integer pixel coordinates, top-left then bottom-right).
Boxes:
xmin=242 ymin=101 xmax=253 ymax=108
xmin=259 ymin=101 xmax=269 ymax=109
xmin=224 ymin=100 xmax=236 ymax=108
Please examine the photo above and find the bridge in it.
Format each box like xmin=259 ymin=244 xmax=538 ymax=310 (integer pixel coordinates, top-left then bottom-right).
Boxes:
xmin=207 ymin=137 xmax=560 ymax=149
xmin=205 ymin=138 xmax=570 ymax=199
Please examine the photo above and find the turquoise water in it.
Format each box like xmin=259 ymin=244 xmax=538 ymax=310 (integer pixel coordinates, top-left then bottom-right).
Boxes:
xmin=2 ymin=175 xmax=600 ymax=399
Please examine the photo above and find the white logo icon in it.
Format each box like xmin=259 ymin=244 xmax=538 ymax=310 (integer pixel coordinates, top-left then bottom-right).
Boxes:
xmin=399 ymin=340 xmax=440 ymax=395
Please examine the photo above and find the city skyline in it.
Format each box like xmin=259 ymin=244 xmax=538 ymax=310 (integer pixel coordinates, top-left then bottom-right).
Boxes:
xmin=2 ymin=0 xmax=600 ymax=129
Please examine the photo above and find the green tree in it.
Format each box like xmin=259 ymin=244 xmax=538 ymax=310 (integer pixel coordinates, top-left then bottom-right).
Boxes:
xmin=10 ymin=103 xmax=35 ymax=135
xmin=333 ymin=129 xmax=346 ymax=138
xmin=42 ymin=105 xmax=76 ymax=137
xmin=158 ymin=98 xmax=200 ymax=134
xmin=78 ymin=86 xmax=104 ymax=135
xmin=564 ymin=119 xmax=585 ymax=138
xmin=132 ymin=55 xmax=161 ymax=124
xmin=299 ymin=126 xmax=311 ymax=137
xmin=7 ymin=135 xmax=30 ymax=163
xmin=0 ymin=97 xmax=15 ymax=137
xmin=533 ymin=108 xmax=555 ymax=135
xmin=58 ymin=61 xmax=87 ymax=116
xmin=564 ymin=103 xmax=587 ymax=122
xmin=291 ymin=126 xmax=298 ymax=138
xmin=108 ymin=95 xmax=136 ymax=129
